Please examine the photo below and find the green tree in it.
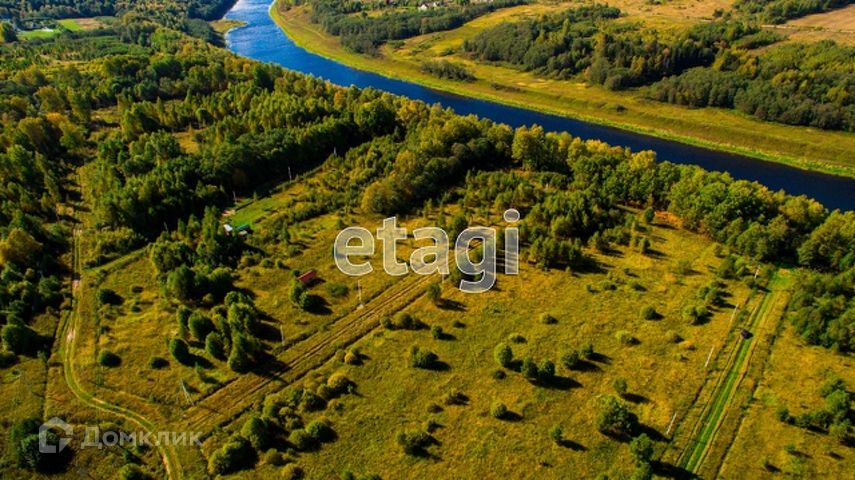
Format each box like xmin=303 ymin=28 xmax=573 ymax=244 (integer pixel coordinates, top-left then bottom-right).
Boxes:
xmin=596 ymin=395 xmax=637 ymax=436
xmin=629 ymin=433 xmax=654 ymax=464
xmin=169 ymin=338 xmax=192 ymax=365
xmin=494 ymin=343 xmax=513 ymax=368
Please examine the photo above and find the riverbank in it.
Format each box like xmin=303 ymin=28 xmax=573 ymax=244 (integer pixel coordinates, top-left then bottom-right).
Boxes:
xmin=270 ymin=2 xmax=855 ymax=179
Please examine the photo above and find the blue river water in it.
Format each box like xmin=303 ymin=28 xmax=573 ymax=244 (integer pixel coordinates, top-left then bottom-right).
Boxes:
xmin=224 ymin=0 xmax=854 ymax=210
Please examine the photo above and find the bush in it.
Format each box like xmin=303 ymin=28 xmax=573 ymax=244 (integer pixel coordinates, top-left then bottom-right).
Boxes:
xmin=426 ymin=283 xmax=441 ymax=304
xmin=580 ymin=342 xmax=595 ymax=359
xmin=549 ymin=425 xmax=563 ymax=444
xmin=596 ymin=395 xmax=638 ymax=436
xmin=188 ymin=313 xmax=215 ymax=341
xmin=521 ymin=357 xmax=538 ymax=380
xmin=540 ymin=313 xmax=558 ymax=324
xmin=630 ymin=433 xmax=654 ymax=463
xmin=443 ymin=389 xmax=467 ymax=406
xmin=97 ymin=288 xmax=122 ymax=306
xmin=409 ymin=346 xmax=438 ymax=369
xmin=537 ymin=359 xmax=555 ymax=383
xmin=205 ymin=332 xmax=225 ymax=359
xmin=431 ymin=325 xmax=444 ymax=339
xmin=395 ymin=428 xmax=432 ymax=455
xmin=560 ymin=348 xmax=580 ymax=370
xmin=281 ymin=464 xmax=305 ymax=480
xmin=169 ymin=338 xmax=193 ymax=366
xmin=327 ymin=372 xmax=352 ymax=395
xmin=393 ymin=312 xmax=420 ymax=330
xmin=493 ymin=343 xmax=513 ymax=368
xmin=207 ymin=436 xmax=255 ymax=475
xmin=305 ymin=419 xmax=335 ymax=442
xmin=616 ymin=330 xmax=637 ymax=345
xmin=613 ymin=377 xmax=628 ymax=396
xmin=665 ymin=330 xmax=683 ymax=343
xmin=98 ymin=350 xmax=121 ymax=367
xmin=507 ymin=332 xmax=525 ymax=343
xmin=288 ymin=429 xmax=315 ymax=451
xmin=490 ymin=401 xmax=508 ymax=419
xmin=118 ymin=464 xmax=147 ymax=480
xmin=640 ymin=306 xmax=657 ymax=320
xmin=1 ymin=323 xmax=37 ymax=355
xmin=325 ymin=283 xmax=349 ymax=298
xmin=241 ymin=415 xmax=270 ymax=450
xmin=343 ymin=349 xmax=361 ymax=365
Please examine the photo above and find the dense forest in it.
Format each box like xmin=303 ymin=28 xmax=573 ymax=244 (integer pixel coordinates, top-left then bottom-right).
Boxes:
xmin=734 ymin=0 xmax=854 ymax=24
xmin=288 ymin=0 xmax=525 ymax=54
xmin=0 ymin=0 xmax=852 ymax=426
xmin=0 ymin=0 xmax=237 ymax=25
xmin=461 ymin=4 xmax=855 ymax=131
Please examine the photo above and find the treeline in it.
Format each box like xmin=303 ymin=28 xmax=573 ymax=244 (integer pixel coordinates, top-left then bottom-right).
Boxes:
xmin=735 ymin=0 xmax=854 ymax=24
xmin=0 ymin=0 xmax=237 ymax=26
xmin=420 ymin=59 xmax=475 ymax=81
xmin=464 ymin=5 xmax=757 ymax=89
xmin=294 ymin=0 xmax=525 ymax=54
xmin=649 ymin=41 xmax=855 ymax=131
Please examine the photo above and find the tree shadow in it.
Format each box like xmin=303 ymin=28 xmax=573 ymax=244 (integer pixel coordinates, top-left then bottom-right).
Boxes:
xmin=557 ymin=439 xmax=587 ymax=451
xmin=542 ymin=375 xmax=581 ymax=391
xmin=572 ymin=360 xmax=602 ymax=372
xmin=651 ymin=460 xmax=695 ymax=479
xmin=437 ymin=299 xmax=466 ymax=311
xmin=622 ymin=392 xmax=650 ymax=404
xmin=589 ymin=352 xmax=612 ymax=365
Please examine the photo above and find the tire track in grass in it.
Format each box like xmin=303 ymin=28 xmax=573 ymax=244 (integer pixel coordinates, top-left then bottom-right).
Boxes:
xmin=678 ymin=271 xmax=787 ymax=473
xmin=61 ymin=227 xmax=183 ymax=479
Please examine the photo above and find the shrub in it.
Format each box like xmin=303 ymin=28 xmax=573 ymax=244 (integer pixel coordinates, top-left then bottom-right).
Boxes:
xmin=443 ymin=389 xmax=467 ymax=406
xmin=426 ymin=283 xmax=441 ymax=304
xmin=327 ymin=373 xmax=352 ymax=395
xmin=343 ymin=350 xmax=361 ymax=365
xmin=580 ymin=342 xmax=595 ymax=359
xmin=596 ymin=395 xmax=637 ymax=436
xmin=205 ymin=332 xmax=225 ymax=359
xmin=241 ymin=416 xmax=270 ymax=450
xmin=521 ymin=357 xmax=538 ymax=380
xmin=431 ymin=325 xmax=444 ymax=340
xmin=490 ymin=401 xmax=508 ymax=419
xmin=188 ymin=313 xmax=214 ymax=341
xmin=97 ymin=288 xmax=122 ymax=306
xmin=540 ymin=313 xmax=558 ymax=324
xmin=665 ymin=330 xmax=683 ymax=343
xmin=630 ymin=433 xmax=653 ymax=463
xmin=538 ymin=359 xmax=556 ymax=383
xmin=118 ymin=464 xmax=147 ymax=480
xmin=325 ymin=283 xmax=349 ymax=298
xmin=305 ymin=419 xmax=335 ymax=442
xmin=393 ymin=312 xmax=420 ymax=330
xmin=1 ymin=323 xmax=36 ymax=355
xmin=288 ymin=429 xmax=315 ymax=451
xmin=281 ymin=464 xmax=305 ymax=480
xmin=560 ymin=348 xmax=580 ymax=370
xmin=169 ymin=338 xmax=192 ymax=365
xmin=98 ymin=350 xmax=121 ymax=367
xmin=613 ymin=377 xmax=628 ymax=396
xmin=549 ymin=424 xmax=563 ymax=444
xmin=493 ymin=343 xmax=513 ymax=368
xmin=409 ymin=346 xmax=438 ymax=369
xmin=262 ymin=449 xmax=285 ymax=466
xmin=507 ymin=332 xmax=525 ymax=343
xmin=640 ymin=306 xmax=657 ymax=320
xmin=207 ymin=436 xmax=255 ymax=475
xmin=300 ymin=390 xmax=326 ymax=412
xmin=615 ymin=330 xmax=637 ymax=345
xmin=395 ymin=428 xmax=432 ymax=455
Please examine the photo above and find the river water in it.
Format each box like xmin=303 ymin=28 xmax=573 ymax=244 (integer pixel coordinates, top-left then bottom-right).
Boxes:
xmin=224 ymin=0 xmax=854 ymax=210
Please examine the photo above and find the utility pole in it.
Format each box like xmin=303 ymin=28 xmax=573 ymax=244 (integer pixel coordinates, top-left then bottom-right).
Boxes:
xmin=704 ymin=345 xmax=715 ymax=368
xmin=357 ymin=281 xmax=364 ymax=310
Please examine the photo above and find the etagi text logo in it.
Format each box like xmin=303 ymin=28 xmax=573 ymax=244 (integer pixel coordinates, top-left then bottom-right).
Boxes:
xmin=334 ymin=209 xmax=520 ymax=293
xmin=39 ymin=418 xmax=202 ymax=453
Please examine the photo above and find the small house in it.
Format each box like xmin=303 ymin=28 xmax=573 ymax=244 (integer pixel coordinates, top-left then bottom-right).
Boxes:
xmin=235 ymin=224 xmax=253 ymax=236
xmin=298 ymin=270 xmax=317 ymax=286
xmin=223 ymin=224 xmax=234 ymax=235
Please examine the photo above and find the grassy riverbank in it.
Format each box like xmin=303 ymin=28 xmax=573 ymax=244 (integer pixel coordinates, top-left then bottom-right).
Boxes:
xmin=270 ymin=2 xmax=855 ymax=179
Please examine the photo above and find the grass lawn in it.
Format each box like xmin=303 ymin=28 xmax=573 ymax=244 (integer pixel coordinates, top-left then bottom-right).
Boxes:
xmin=718 ymin=326 xmax=854 ymax=478
xmin=207 ymin=209 xmax=759 ymax=478
xmin=272 ymin=2 xmax=855 ymax=178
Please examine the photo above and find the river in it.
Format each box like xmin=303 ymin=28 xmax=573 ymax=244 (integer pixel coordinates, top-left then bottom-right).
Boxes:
xmin=224 ymin=0 xmax=854 ymax=211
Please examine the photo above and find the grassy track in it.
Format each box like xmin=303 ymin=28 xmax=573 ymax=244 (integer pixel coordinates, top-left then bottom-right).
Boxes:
xmin=181 ymin=273 xmax=435 ymax=435
xmin=677 ymin=272 xmax=788 ymax=473
xmin=60 ymin=227 xmax=183 ymax=480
